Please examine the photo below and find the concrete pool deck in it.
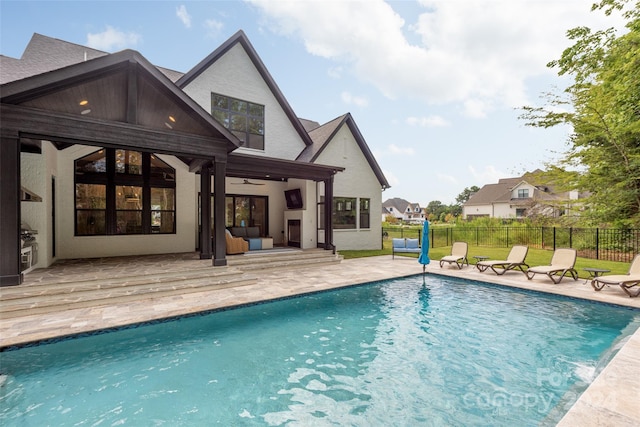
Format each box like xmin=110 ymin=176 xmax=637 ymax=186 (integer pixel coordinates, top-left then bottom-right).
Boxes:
xmin=1 ymin=254 xmax=638 ymax=425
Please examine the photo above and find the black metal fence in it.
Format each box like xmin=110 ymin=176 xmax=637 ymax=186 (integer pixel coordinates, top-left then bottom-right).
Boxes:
xmin=382 ymin=227 xmax=640 ymax=263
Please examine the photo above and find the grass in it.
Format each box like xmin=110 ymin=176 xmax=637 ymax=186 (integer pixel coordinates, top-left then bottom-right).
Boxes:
xmin=339 ymin=245 xmax=632 ymax=278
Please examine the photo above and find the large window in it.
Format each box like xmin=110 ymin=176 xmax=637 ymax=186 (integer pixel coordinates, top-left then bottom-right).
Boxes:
xmin=224 ymin=195 xmax=268 ymax=236
xmin=517 ymin=189 xmax=529 ymax=198
xmin=211 ymin=93 xmax=265 ymax=150
xmin=75 ymin=149 xmax=176 ymax=235
xmin=333 ymin=197 xmax=357 ymax=229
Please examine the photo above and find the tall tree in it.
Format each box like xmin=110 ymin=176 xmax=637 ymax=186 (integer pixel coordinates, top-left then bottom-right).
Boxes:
xmin=521 ymin=0 xmax=640 ymax=227
xmin=455 ymin=186 xmax=480 ymax=205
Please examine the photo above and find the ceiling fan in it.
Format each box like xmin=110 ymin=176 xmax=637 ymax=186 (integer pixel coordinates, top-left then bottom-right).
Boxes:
xmin=231 ymin=179 xmax=265 ymax=185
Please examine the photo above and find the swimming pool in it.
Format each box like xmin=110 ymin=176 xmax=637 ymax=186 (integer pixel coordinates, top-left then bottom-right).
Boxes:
xmin=1 ymin=274 xmax=638 ymax=426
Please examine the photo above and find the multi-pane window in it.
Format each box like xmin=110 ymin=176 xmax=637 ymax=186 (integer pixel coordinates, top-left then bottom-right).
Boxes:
xmin=516 ymin=208 xmax=526 ymax=217
xmin=74 ymin=149 xmax=176 ymax=235
xmin=211 ymin=93 xmax=265 ymax=150
xmin=517 ymin=189 xmax=529 ymax=198
xmin=333 ymin=197 xmax=357 ymax=229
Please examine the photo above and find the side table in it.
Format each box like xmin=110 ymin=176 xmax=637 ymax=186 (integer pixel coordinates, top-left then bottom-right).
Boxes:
xmin=583 ymin=267 xmax=610 ymax=285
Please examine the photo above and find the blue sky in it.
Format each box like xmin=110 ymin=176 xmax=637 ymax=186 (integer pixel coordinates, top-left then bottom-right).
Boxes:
xmin=0 ymin=0 xmax=627 ymax=205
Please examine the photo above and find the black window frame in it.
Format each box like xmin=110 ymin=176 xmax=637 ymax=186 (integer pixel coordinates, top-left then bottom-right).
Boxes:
xmin=211 ymin=93 xmax=265 ymax=150
xmin=74 ymin=148 xmax=176 ymax=236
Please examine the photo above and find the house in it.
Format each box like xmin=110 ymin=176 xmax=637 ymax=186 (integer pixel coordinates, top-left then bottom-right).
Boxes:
xmin=462 ymin=171 xmax=583 ymax=220
xmin=382 ymin=198 xmax=425 ymax=223
xmin=0 ymin=31 xmax=389 ymax=286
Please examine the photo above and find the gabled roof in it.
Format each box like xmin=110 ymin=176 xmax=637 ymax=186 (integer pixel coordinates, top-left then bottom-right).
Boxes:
xmin=0 ymin=33 xmax=182 ymax=84
xmin=1 ymin=48 xmax=240 ymax=159
xmin=383 ymin=197 xmax=410 ymax=213
xmin=465 ymin=172 xmax=571 ymax=206
xmin=300 ymin=113 xmax=390 ymax=189
xmin=176 ymin=30 xmax=314 ymax=147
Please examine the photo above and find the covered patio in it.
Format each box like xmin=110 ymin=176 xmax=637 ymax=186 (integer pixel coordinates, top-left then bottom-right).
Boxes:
xmin=1 ymin=48 xmax=340 ymax=286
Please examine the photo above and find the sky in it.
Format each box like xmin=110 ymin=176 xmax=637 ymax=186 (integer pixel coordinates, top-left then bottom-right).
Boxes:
xmin=0 ymin=0 xmax=629 ymax=205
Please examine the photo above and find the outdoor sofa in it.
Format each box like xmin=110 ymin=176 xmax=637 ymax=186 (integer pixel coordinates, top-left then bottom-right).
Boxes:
xmin=525 ymin=248 xmax=578 ymax=284
xmin=392 ymin=238 xmax=421 ymax=259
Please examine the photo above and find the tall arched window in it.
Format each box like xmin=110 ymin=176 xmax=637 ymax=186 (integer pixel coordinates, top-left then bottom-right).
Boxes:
xmin=75 ymin=149 xmax=176 ymax=235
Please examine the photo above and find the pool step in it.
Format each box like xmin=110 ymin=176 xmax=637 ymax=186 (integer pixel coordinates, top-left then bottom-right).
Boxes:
xmin=0 ymin=266 xmax=255 ymax=319
xmin=227 ymin=248 xmax=342 ymax=270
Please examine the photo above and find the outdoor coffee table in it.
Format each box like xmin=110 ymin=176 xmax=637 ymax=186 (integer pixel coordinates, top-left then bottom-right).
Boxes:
xmin=583 ymin=267 xmax=610 ymax=285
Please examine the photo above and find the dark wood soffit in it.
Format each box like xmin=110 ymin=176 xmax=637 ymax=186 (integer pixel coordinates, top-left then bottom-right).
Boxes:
xmin=227 ymin=153 xmax=344 ymax=182
xmin=1 ymin=104 xmax=228 ymax=160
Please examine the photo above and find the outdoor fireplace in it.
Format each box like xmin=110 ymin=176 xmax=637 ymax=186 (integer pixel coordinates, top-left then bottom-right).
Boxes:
xmin=287 ymin=219 xmax=301 ymax=248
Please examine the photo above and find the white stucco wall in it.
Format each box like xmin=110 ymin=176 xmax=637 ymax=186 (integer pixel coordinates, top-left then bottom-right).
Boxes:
xmin=20 ymin=144 xmax=55 ymax=269
xmin=181 ymin=43 xmax=306 ymax=160
xmin=314 ymin=124 xmax=383 ymax=250
xmin=55 ymin=146 xmax=197 ymax=259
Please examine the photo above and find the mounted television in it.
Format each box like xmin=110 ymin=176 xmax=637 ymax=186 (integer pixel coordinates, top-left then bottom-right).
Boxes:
xmin=284 ymin=188 xmax=303 ymax=209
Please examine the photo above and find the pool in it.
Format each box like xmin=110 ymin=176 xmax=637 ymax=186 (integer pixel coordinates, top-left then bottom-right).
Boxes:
xmin=1 ymin=275 xmax=638 ymax=426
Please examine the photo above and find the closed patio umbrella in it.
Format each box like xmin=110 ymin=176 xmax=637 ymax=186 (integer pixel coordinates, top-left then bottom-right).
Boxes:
xmin=418 ymin=221 xmax=430 ymax=273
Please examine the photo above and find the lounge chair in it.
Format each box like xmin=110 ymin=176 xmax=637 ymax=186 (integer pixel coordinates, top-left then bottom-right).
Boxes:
xmin=591 ymin=254 xmax=640 ymax=297
xmin=525 ymin=248 xmax=578 ymax=284
xmin=439 ymin=241 xmax=469 ymax=269
xmin=225 ymin=229 xmax=248 ymax=255
xmin=476 ymin=245 xmax=529 ymax=275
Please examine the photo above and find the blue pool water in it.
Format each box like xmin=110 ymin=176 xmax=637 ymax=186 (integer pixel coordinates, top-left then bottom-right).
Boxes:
xmin=1 ymin=275 xmax=639 ymax=426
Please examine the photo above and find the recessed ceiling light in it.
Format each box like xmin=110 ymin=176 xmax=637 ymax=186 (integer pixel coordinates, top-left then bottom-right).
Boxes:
xmin=79 ymin=100 xmax=89 ymax=106
xmin=168 ymin=115 xmax=176 ymax=123
xmin=81 ymin=109 xmax=91 ymax=115
xmin=164 ymin=122 xmax=173 ymax=129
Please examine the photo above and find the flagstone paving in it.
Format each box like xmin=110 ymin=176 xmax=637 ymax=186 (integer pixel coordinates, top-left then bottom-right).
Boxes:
xmin=1 ymin=254 xmax=638 ymax=425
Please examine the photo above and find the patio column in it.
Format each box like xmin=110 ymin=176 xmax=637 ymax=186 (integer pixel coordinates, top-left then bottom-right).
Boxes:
xmin=324 ymin=176 xmax=334 ymax=251
xmin=0 ymin=133 xmax=22 ymax=286
xmin=212 ymin=158 xmax=227 ymax=267
xmin=199 ymin=163 xmax=212 ymax=260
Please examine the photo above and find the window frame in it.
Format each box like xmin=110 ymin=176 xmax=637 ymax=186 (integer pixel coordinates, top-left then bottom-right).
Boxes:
xmin=211 ymin=93 xmax=265 ymax=150
xmin=517 ymin=189 xmax=529 ymax=198
xmin=74 ymin=148 xmax=176 ymax=236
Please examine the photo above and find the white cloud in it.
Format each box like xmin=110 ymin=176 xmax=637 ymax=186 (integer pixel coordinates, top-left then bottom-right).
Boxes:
xmin=204 ymin=19 xmax=224 ymax=38
xmin=341 ymin=91 xmax=369 ymax=107
xmin=247 ymin=0 xmax=624 ymax=115
xmin=86 ymin=26 xmax=141 ymax=51
xmin=468 ymin=165 xmax=506 ymax=185
xmin=405 ymin=115 xmax=449 ymax=127
xmin=436 ymin=173 xmax=457 ymax=184
xmin=388 ymin=144 xmax=415 ymax=156
xmin=176 ymin=5 xmax=192 ymax=28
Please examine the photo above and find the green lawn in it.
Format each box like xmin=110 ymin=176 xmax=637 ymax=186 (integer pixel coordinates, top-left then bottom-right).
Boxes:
xmin=339 ymin=245 xmax=631 ymax=278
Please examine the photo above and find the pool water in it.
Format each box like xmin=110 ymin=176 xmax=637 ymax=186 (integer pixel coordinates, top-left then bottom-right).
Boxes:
xmin=1 ymin=275 xmax=638 ymax=426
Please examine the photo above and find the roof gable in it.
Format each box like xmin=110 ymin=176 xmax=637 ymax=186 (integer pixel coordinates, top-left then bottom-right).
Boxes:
xmin=300 ymin=113 xmax=389 ymax=189
xmin=176 ymin=30 xmax=313 ymax=147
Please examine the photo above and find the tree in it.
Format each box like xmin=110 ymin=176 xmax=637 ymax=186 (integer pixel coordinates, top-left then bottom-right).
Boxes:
xmin=455 ymin=186 xmax=480 ymax=205
xmin=521 ymin=0 xmax=640 ymax=227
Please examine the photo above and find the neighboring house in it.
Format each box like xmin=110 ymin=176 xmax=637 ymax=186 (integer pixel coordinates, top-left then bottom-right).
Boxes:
xmin=0 ymin=31 xmax=389 ymax=286
xmin=382 ymin=198 xmax=425 ymax=223
xmin=462 ymin=171 xmax=584 ymax=220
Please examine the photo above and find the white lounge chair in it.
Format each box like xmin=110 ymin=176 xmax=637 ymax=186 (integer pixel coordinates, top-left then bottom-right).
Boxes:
xmin=439 ymin=242 xmax=468 ymax=269
xmin=526 ymin=248 xmax=578 ymax=284
xmin=477 ymin=245 xmax=529 ymax=275
xmin=591 ymin=254 xmax=640 ymax=297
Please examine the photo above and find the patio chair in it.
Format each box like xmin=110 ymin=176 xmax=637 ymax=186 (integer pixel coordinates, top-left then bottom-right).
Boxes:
xmin=476 ymin=245 xmax=529 ymax=275
xmin=225 ymin=229 xmax=248 ymax=255
xmin=525 ymin=248 xmax=578 ymax=284
xmin=439 ymin=241 xmax=469 ymax=269
xmin=591 ymin=254 xmax=640 ymax=297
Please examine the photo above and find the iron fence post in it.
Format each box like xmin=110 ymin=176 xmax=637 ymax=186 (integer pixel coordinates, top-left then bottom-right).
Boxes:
xmin=596 ymin=228 xmax=599 ymax=260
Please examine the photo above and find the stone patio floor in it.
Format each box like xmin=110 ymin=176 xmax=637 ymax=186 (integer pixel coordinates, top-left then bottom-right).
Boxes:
xmin=1 ymin=254 xmax=639 ymax=426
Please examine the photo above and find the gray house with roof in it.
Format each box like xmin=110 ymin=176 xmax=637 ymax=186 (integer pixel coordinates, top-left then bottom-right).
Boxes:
xmin=462 ymin=172 xmax=583 ymax=220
